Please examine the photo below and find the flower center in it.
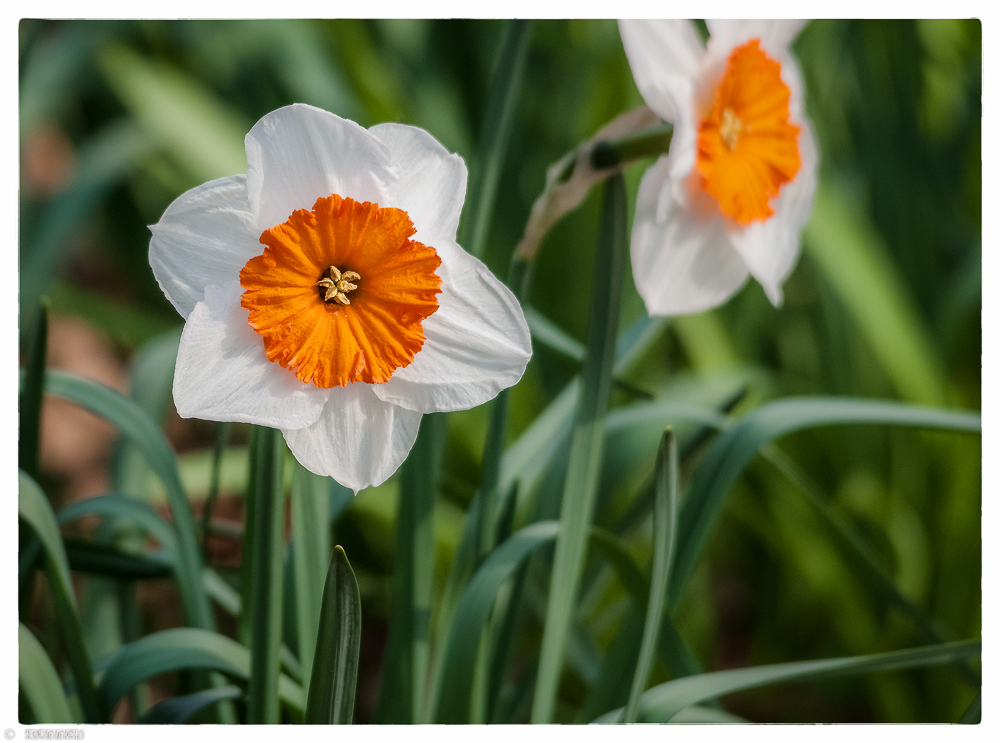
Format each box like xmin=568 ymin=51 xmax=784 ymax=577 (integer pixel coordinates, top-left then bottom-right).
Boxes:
xmin=239 ymin=194 xmax=442 ymax=388
xmin=719 ymin=108 xmax=745 ymax=150
xmin=317 ymin=265 xmax=361 ymax=305
xmin=695 ymin=38 xmax=801 ymax=225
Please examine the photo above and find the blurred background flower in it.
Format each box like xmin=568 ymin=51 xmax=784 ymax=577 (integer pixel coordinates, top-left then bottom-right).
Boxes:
xmin=19 ymin=19 xmax=981 ymax=723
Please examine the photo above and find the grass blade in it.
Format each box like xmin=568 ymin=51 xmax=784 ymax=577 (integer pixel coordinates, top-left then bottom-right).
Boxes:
xmin=575 ymin=606 xmax=645 ymax=722
xmin=246 ymin=426 xmax=286 ymax=724
xmin=432 ymin=520 xmax=649 ymax=723
xmin=805 ymin=181 xmax=947 ymax=405
xmin=433 ymin=521 xmax=560 ymax=723
xmin=19 ymin=622 xmax=77 ymax=723
xmin=18 ymin=299 xmax=48 ymax=480
xmin=377 ymin=412 xmax=444 ymax=723
xmin=96 ymin=627 xmax=304 ymax=716
xmin=137 ymin=685 xmax=243 ymax=724
xmin=38 ymin=370 xmax=212 ymax=630
xmin=292 ymin=461 xmax=332 ymax=693
xmin=958 ymin=692 xmax=981 ymax=724
xmin=62 ymin=540 xmax=172 ymax=580
xmin=670 ymin=397 xmax=981 ymax=608
xmin=460 ymin=19 xmax=531 ymax=259
xmin=97 ymin=44 xmax=250 ymax=183
xmin=113 ymin=327 xmax=181 ymax=499
xmin=761 ymin=444 xmax=980 ymax=686
xmin=595 ymin=640 xmax=981 ymax=723
xmin=19 ymin=471 xmax=104 ymax=722
xmin=532 ymin=172 xmax=628 ymax=723
xmin=305 ymin=546 xmax=362 ymax=724
xmin=58 ymin=494 xmax=180 ymax=556
xmin=623 ymin=429 xmax=678 ymax=723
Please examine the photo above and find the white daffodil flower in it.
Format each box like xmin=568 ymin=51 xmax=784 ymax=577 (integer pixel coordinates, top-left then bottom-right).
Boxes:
xmin=150 ymin=103 xmax=531 ymax=493
xmin=618 ymin=19 xmax=818 ymax=315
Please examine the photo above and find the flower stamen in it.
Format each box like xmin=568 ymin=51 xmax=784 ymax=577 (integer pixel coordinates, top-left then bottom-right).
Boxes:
xmin=719 ymin=108 xmax=745 ymax=150
xmin=317 ymin=265 xmax=361 ymax=305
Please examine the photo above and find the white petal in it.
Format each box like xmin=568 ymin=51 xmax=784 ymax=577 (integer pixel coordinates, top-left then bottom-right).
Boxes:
xmin=245 ymin=103 xmax=395 ymax=231
xmin=618 ymin=20 xmax=704 ymax=124
xmin=173 ymin=281 xmax=329 ymax=428
xmin=372 ymin=239 xmax=532 ymax=414
xmin=148 ymin=175 xmax=261 ymax=319
xmin=705 ymin=19 xmax=807 ymax=52
xmin=631 ymin=157 xmax=749 ymax=316
xmin=727 ymin=117 xmax=819 ymax=306
xmin=282 ymin=385 xmax=422 ymax=493
xmin=369 ymin=122 xmax=468 ymax=244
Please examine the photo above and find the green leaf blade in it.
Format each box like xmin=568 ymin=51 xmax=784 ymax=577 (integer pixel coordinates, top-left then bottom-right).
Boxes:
xmin=532 ymin=172 xmax=629 ymax=724
xmin=19 ymin=471 xmax=104 ymax=723
xmin=624 ymin=428 xmax=678 ymax=723
xmin=39 ymin=370 xmax=212 ymax=631
xmin=670 ymin=397 xmax=981 ymax=608
xmin=19 ymin=300 xmax=48 ymax=479
xmin=460 ymin=19 xmax=532 ymax=259
xmin=433 ymin=521 xmax=560 ymax=723
xmin=595 ymin=640 xmax=981 ymax=723
xmin=137 ymin=685 xmax=243 ymax=724
xmin=305 ymin=546 xmax=362 ymax=724
xmin=19 ymin=622 xmax=78 ymax=724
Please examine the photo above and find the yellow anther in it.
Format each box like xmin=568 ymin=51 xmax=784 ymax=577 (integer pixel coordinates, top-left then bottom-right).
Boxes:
xmin=318 ymin=265 xmax=360 ymax=304
xmin=719 ymin=108 xmax=745 ymax=150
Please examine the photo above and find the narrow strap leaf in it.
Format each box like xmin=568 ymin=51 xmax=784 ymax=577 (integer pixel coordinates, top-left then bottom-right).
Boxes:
xmin=670 ymin=397 xmax=981 ymax=608
xmin=532 ymin=172 xmax=628 ymax=724
xmin=761 ymin=444 xmax=981 ymax=687
xmin=433 ymin=521 xmax=559 ymax=723
xmin=19 ymin=471 xmax=105 ymax=722
xmin=624 ymin=428 xmax=678 ymax=722
xmin=460 ymin=19 xmax=532 ymax=259
xmin=433 ymin=520 xmax=652 ymax=723
xmin=38 ymin=370 xmax=212 ymax=630
xmin=19 ymin=622 xmax=78 ymax=723
xmin=96 ymin=627 xmax=304 ymax=715
xmin=305 ymin=546 xmax=362 ymax=724
xmin=136 ymin=685 xmax=243 ymax=724
xmin=19 ymin=299 xmax=48 ymax=480
xmin=594 ymin=639 xmax=981 ymax=723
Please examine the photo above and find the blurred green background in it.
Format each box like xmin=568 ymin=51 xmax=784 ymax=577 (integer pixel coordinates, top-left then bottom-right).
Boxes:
xmin=18 ymin=19 xmax=981 ymax=723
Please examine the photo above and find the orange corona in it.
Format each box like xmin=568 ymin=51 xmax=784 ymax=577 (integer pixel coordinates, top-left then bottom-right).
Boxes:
xmin=696 ymin=38 xmax=801 ymax=225
xmin=240 ymin=194 xmax=442 ymax=388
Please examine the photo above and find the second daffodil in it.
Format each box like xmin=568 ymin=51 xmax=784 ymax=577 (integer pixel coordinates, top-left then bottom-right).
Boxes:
xmin=150 ymin=104 xmax=532 ymax=492
xmin=618 ymin=20 xmax=818 ymax=315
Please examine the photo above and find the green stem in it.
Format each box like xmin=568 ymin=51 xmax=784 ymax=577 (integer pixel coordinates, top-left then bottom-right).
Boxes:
xmin=590 ymin=123 xmax=674 ymax=170
xmin=201 ymin=421 xmax=231 ymax=562
xmin=246 ymin=427 xmax=286 ymax=724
